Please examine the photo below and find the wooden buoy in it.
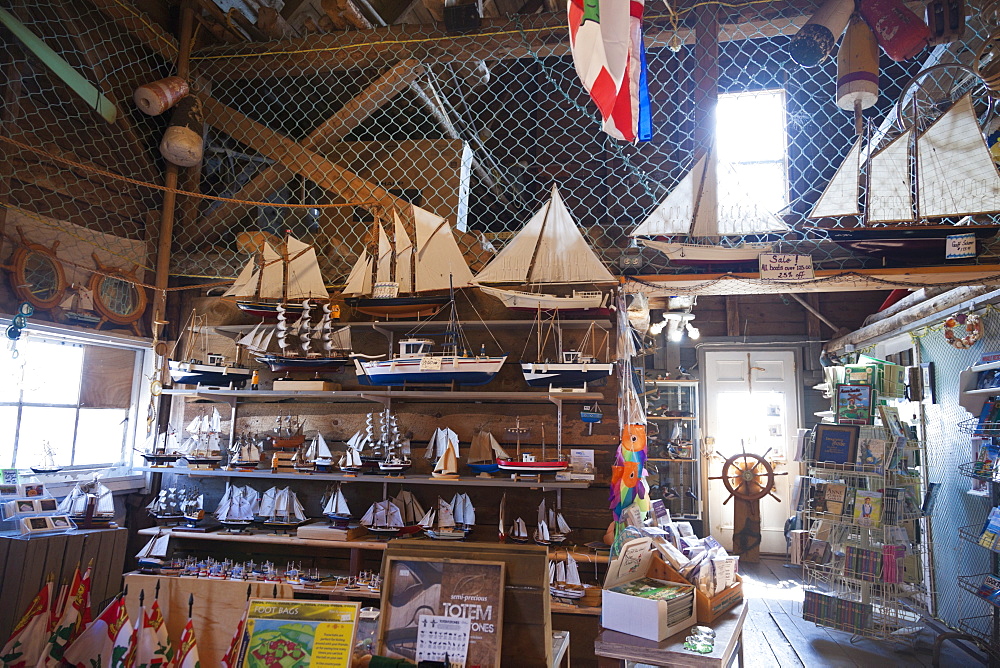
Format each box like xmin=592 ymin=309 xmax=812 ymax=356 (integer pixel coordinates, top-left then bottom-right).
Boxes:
xmin=925 ymin=0 xmax=965 ymax=46
xmin=858 ymin=0 xmax=930 ymax=61
xmin=837 ymin=14 xmax=879 ymax=135
xmin=788 ymin=0 xmax=855 ymax=67
xmin=159 ymin=96 xmax=204 ymax=167
xmin=134 ymin=76 xmax=189 ymax=116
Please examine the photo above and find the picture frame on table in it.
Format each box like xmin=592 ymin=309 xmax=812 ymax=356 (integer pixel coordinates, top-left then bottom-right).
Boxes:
xmin=18 ymin=483 xmax=44 ymax=498
xmin=812 ymin=423 xmax=860 ymax=467
xmin=835 ymin=384 xmax=873 ymax=425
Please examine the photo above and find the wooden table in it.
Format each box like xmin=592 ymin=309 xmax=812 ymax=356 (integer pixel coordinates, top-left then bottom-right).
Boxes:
xmin=594 ymin=602 xmax=747 ymax=667
xmin=552 ymin=630 xmax=571 ymax=667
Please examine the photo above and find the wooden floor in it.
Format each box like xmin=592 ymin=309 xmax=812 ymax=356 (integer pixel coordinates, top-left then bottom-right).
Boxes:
xmin=739 ymin=558 xmax=987 ymax=668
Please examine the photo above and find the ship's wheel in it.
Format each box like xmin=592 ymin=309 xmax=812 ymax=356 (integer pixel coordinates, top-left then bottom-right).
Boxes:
xmin=709 ymin=450 xmax=787 ymax=562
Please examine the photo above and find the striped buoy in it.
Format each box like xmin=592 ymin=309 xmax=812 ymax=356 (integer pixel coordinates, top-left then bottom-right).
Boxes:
xmin=133 ymin=77 xmax=189 ymax=116
xmin=789 ymin=0 xmax=855 ymax=67
xmin=837 ymin=14 xmax=879 ymax=134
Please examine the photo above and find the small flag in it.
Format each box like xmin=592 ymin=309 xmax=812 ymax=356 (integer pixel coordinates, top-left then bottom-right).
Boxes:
xmin=36 ymin=565 xmax=92 ymax=666
xmin=175 ymin=619 xmax=200 ymax=668
xmin=603 ymin=0 xmax=652 ymax=142
xmin=62 ymin=596 xmax=134 ymax=668
xmin=220 ymin=614 xmax=247 ymax=668
xmin=134 ymin=599 xmax=174 ymax=667
xmin=0 ymin=582 xmax=53 ymax=667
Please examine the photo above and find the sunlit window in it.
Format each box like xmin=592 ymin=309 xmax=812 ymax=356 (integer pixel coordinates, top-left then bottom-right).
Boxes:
xmin=0 ymin=338 xmax=137 ymax=469
xmin=716 ymin=90 xmax=789 ymax=216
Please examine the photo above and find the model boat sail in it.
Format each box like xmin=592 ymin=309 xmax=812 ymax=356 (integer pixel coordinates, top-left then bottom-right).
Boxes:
xmin=496 ymin=421 xmax=568 ymax=474
xmin=343 ymin=205 xmax=475 ymax=318
xmin=168 ymin=309 xmax=251 ymax=388
xmin=467 ymin=430 xmax=509 ymax=476
xmin=428 ymin=427 xmax=461 ymax=479
xmin=181 ymin=493 xmax=205 ymax=526
xmin=509 ymin=517 xmax=530 ymax=543
xmin=311 ymin=432 xmax=334 ymax=471
xmin=146 ymin=487 xmax=185 ymax=522
xmin=550 ymin=554 xmax=585 ymax=599
xmin=323 ymin=483 xmax=353 ymax=526
xmin=224 ymin=232 xmax=331 ymax=318
xmin=353 ymin=289 xmax=507 ymax=387
xmin=180 ymin=409 xmax=224 ymax=467
xmin=630 ymin=145 xmax=789 ymax=264
xmin=521 ymin=312 xmax=612 ymax=388
xmin=378 ymin=410 xmax=412 ymax=474
xmin=451 ymin=493 xmax=475 ymax=531
xmin=258 ymin=486 xmax=307 ymax=527
xmin=421 ymin=496 xmax=466 ymax=540
xmin=215 ymin=483 xmax=260 ymax=530
xmin=58 ymin=480 xmax=115 ymax=522
xmin=534 ymin=499 xmax=551 ymax=545
xmin=228 ymin=433 xmax=262 ymax=470
xmin=810 ymin=94 xmax=1000 ymax=260
xmin=361 ymin=498 xmax=404 ymax=535
xmin=339 ymin=438 xmax=364 ymax=474
xmin=475 ymin=185 xmax=614 ymax=312
xmin=392 ymin=489 xmax=426 ymax=534
xmin=239 ymin=303 xmax=352 ymax=373
xmin=144 ymin=428 xmax=183 ymax=467
xmin=538 ymin=498 xmax=570 ymax=544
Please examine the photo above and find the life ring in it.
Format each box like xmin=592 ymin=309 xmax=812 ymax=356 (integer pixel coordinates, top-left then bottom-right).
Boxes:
xmin=944 ymin=313 xmax=983 ymax=349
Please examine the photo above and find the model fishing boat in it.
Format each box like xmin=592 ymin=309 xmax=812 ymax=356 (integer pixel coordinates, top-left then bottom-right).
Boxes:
xmin=223 ymin=232 xmax=331 ymax=318
xmin=420 ymin=497 xmax=466 ymax=540
xmin=353 ymin=288 xmax=507 ymax=387
xmin=475 ymin=185 xmax=615 ymax=312
xmin=228 ymin=433 xmax=262 ymax=470
xmin=258 ymin=486 xmax=308 ymax=530
xmin=361 ymin=498 xmax=404 ymax=536
xmin=496 ymin=421 xmax=568 ymax=474
xmin=238 ymin=302 xmax=352 ymax=373
xmin=322 ymin=483 xmax=353 ymax=528
xmin=809 ymin=94 xmax=1000 ymax=261
xmin=143 ymin=428 xmax=183 ymax=467
xmin=343 ymin=205 xmax=475 ymax=318
xmin=521 ymin=313 xmax=612 ymax=388
xmin=629 ymin=145 xmax=790 ymax=264
xmin=426 ymin=426 xmax=461 ymax=479
xmin=392 ymin=489 xmax=426 ymax=535
xmin=215 ymin=483 xmax=260 ymax=532
xmin=179 ymin=409 xmax=224 ymax=468
xmin=30 ymin=441 xmax=62 ymax=474
xmin=467 ymin=430 xmax=509 ymax=476
xmin=168 ymin=309 xmax=251 ymax=388
xmin=58 ymin=480 xmax=115 ymax=523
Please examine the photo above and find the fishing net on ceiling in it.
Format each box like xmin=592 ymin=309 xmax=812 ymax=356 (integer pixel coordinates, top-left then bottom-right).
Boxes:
xmin=3 ymin=0 xmax=1000 ymax=306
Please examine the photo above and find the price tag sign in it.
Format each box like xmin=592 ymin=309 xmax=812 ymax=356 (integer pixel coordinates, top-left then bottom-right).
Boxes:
xmin=759 ymin=253 xmax=815 ymax=280
xmin=946 ymin=233 xmax=976 ymax=259
xmin=420 ymin=356 xmax=443 ymax=370
xmin=416 ymin=615 xmax=471 ymax=666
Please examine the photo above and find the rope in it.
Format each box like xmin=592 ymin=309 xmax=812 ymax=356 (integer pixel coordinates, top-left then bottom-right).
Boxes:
xmin=624 ymin=271 xmax=1000 ymax=292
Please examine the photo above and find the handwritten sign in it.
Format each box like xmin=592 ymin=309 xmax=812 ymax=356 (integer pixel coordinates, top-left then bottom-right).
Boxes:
xmin=759 ymin=253 xmax=815 ymax=280
xmin=420 ymin=356 xmax=443 ymax=370
xmin=946 ymin=233 xmax=976 ymax=259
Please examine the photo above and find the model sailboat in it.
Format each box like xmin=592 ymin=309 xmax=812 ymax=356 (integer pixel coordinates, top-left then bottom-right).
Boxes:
xmin=550 ymin=554 xmax=585 ymax=599
xmin=475 ymin=185 xmax=614 ymax=312
xmin=467 ymin=430 xmax=509 ymax=476
xmin=238 ymin=303 xmax=352 ymax=373
xmin=180 ymin=409 xmax=224 ymax=468
xmin=339 ymin=438 xmax=364 ymax=474
xmin=146 ymin=487 xmax=186 ymax=523
xmin=144 ymin=428 xmax=183 ymax=467
xmin=534 ymin=499 xmax=551 ymax=545
xmin=361 ymin=498 xmax=404 ymax=535
xmin=538 ymin=498 xmax=570 ymax=544
xmin=392 ymin=489 xmax=426 ymax=535
xmin=228 ymin=433 xmax=262 ymax=470
xmin=215 ymin=483 xmax=260 ymax=532
xmin=258 ymin=486 xmax=308 ymax=528
xmin=521 ymin=313 xmax=612 ymax=388
xmin=224 ymin=233 xmax=331 ymax=318
xmin=343 ymin=205 xmax=475 ymax=318
xmin=427 ymin=427 xmax=461 ymax=479
xmin=58 ymin=480 xmax=115 ymax=523
xmin=322 ymin=483 xmax=353 ymax=527
xmin=496 ymin=421 xmax=568 ymax=474
xmin=810 ymin=94 xmax=1000 ymax=260
xmin=630 ymin=145 xmax=790 ymax=264
xmin=377 ymin=411 xmax=412 ymax=474
xmin=168 ymin=309 xmax=251 ymax=388
xmin=420 ymin=497 xmax=466 ymax=540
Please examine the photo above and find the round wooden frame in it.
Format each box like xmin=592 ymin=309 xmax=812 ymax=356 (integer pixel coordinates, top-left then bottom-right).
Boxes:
xmin=89 ymin=255 xmax=148 ymax=329
xmin=8 ymin=238 xmax=67 ymax=311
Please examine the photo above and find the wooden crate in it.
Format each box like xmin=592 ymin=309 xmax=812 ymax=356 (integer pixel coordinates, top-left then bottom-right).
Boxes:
xmin=653 ymin=556 xmax=743 ymax=624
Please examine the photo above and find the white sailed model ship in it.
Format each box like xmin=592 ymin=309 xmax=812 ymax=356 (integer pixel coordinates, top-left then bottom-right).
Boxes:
xmin=550 ymin=554 xmax=585 ymax=599
xmin=810 ymin=93 xmax=1000 ymax=260
xmin=420 ymin=497 xmax=466 ymax=540
xmin=238 ymin=302 xmax=352 ymax=373
xmin=223 ymin=233 xmax=331 ymax=319
xmin=179 ymin=409 xmax=225 ymax=467
xmin=215 ymin=484 xmax=260 ymax=531
xmin=58 ymin=480 xmax=115 ymax=523
xmin=361 ymin=498 xmax=404 ymax=535
xmin=630 ymin=144 xmax=789 ymax=265
xmin=144 ymin=428 xmax=183 ymax=467
xmin=521 ymin=313 xmax=612 ymax=389
xmin=426 ymin=426 xmax=461 ymax=479
xmin=343 ymin=205 xmax=475 ymax=319
xmin=258 ymin=486 xmax=307 ymax=528
xmin=467 ymin=430 xmax=509 ymax=476
xmin=168 ymin=309 xmax=251 ymax=388
xmin=322 ymin=483 xmax=352 ymax=527
xmin=228 ymin=433 xmax=262 ymax=470
xmin=295 ymin=432 xmax=334 ymax=472
xmin=377 ymin=411 xmax=412 ymax=474
xmin=475 ymin=185 xmax=614 ymax=312
xmin=451 ymin=493 xmax=475 ymax=532
xmin=339 ymin=439 xmax=364 ymax=474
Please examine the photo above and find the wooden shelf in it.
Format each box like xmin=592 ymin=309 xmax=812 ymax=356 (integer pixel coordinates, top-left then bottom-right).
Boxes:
xmin=217 ymin=319 xmax=610 ymax=336
xmin=136 ymin=467 xmax=591 ymax=489
xmin=162 ymin=388 xmax=603 ymax=405
xmin=647 ymin=458 xmax=697 ymax=463
xmin=647 ymin=416 xmax=695 ymax=421
xmin=551 ymin=601 xmax=601 ymax=616
xmin=644 ymin=379 xmax=698 ymax=385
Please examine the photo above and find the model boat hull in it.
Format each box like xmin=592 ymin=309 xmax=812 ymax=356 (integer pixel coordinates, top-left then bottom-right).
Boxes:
xmin=477 ymin=285 xmax=608 ymax=313
xmin=354 ymin=356 xmax=507 ymax=387
xmin=256 ymin=353 xmax=349 ymax=373
xmin=345 ymin=295 xmax=449 ymax=319
xmin=425 ymin=529 xmax=466 ymax=540
xmin=141 ymin=454 xmax=180 ymax=467
xmin=168 ymin=360 xmax=251 ymax=388
xmin=641 ymin=239 xmax=775 ymax=265
xmin=468 ymin=462 xmax=500 ymax=474
xmin=236 ymin=300 xmax=307 ymax=319
xmin=520 ymin=362 xmax=613 ymax=387
xmin=496 ymin=458 xmax=568 ymax=473
xmin=823 ymin=225 xmax=1000 ymax=262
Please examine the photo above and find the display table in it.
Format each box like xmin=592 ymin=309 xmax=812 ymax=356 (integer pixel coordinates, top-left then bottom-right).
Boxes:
xmin=594 ymin=602 xmax=747 ymax=667
xmin=552 ymin=630 xmax=571 ymax=667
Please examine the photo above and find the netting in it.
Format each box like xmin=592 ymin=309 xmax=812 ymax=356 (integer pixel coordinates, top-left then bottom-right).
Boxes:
xmin=4 ymin=0 xmax=1000 ymax=310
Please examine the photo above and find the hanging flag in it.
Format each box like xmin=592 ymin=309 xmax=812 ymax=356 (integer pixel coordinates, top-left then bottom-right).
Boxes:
xmin=134 ymin=599 xmax=174 ymax=668
xmin=568 ymin=0 xmax=632 ymax=119
xmin=36 ymin=565 xmax=92 ymax=667
xmin=62 ymin=596 xmax=134 ymax=668
xmin=603 ymin=0 xmax=652 ymax=142
xmin=175 ymin=618 xmax=201 ymax=668
xmin=220 ymin=614 xmax=247 ymax=668
xmin=0 ymin=582 xmax=53 ymax=667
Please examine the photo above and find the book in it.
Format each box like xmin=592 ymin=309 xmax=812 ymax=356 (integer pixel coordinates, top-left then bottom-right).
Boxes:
xmin=856 ymin=438 xmax=887 ymax=470
xmin=882 ymin=488 xmax=901 ymax=526
xmin=976 ymin=574 xmax=1000 ymax=605
xmin=842 ymin=487 xmax=858 ymax=517
xmin=608 ymin=577 xmax=692 ymax=601
xmin=804 ymin=538 xmax=831 ymax=564
xmin=824 ymin=483 xmax=848 ymax=515
xmin=809 ymin=482 xmax=828 ymax=513
xmin=802 ymin=590 xmax=872 ymax=633
xmin=980 ymin=507 xmax=1000 ymax=550
xmin=921 ymin=482 xmax=941 ymax=516
xmin=813 ymin=424 xmax=860 ymax=466
xmin=853 ymin=490 xmax=883 ymax=528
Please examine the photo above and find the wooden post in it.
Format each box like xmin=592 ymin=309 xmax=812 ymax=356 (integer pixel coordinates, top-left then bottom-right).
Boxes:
xmin=725 ymin=296 xmax=740 ymax=337
xmin=733 ymin=498 xmax=762 ymax=562
xmin=806 ymin=294 xmax=822 ymax=338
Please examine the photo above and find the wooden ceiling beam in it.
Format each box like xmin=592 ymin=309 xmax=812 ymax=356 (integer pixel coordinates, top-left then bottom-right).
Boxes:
xmin=84 ymin=0 xmax=179 ymax=61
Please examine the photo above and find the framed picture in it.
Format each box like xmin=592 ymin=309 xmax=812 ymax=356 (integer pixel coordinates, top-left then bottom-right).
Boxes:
xmin=39 ymin=498 xmax=57 ymax=512
xmin=48 ymin=515 xmax=72 ymax=529
xmin=2 ymin=469 xmax=19 ymax=486
xmin=835 ymin=384 xmax=873 ymax=425
xmin=812 ymin=423 xmax=860 ymax=466
xmin=18 ymin=483 xmax=44 ymax=498
xmin=377 ymin=557 xmax=505 ymax=668
xmin=21 ymin=516 xmax=53 ymax=533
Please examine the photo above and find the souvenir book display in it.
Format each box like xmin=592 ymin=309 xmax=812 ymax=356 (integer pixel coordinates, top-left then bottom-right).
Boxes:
xmin=797 ymin=360 xmax=930 ymax=641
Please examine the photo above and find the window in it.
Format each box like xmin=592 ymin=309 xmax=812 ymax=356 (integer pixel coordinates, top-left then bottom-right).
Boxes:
xmin=716 ymin=89 xmax=789 ymax=215
xmin=0 ymin=336 xmax=141 ymax=469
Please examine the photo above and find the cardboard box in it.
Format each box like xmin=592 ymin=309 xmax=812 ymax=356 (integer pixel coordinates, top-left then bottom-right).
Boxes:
xmin=657 ymin=559 xmax=743 ymax=624
xmin=601 ymin=538 xmax=696 ymax=641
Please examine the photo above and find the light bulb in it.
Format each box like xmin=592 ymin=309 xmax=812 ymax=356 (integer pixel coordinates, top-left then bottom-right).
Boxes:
xmin=649 ymin=321 xmax=665 ymax=336
xmin=668 ymin=321 xmax=684 ymax=342
xmin=687 ymin=324 xmax=701 ymax=340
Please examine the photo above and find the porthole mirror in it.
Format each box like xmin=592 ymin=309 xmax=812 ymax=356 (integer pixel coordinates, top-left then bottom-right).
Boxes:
xmin=90 ymin=255 xmax=148 ymax=335
xmin=5 ymin=230 xmax=67 ymax=311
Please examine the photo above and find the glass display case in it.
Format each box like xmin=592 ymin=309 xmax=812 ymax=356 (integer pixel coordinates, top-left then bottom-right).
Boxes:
xmin=645 ymin=379 xmax=701 ymax=521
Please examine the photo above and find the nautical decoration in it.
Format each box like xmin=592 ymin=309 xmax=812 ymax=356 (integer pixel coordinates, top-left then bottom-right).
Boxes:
xmin=378 ymin=411 xmax=412 ymax=475
xmin=178 ymin=408 xmax=226 ymax=468
xmin=496 ymin=422 xmax=568 ymax=474
xmin=857 ymin=0 xmax=930 ymax=62
xmin=788 ymin=0 xmax=854 ymax=67
xmin=224 ymin=233 xmax=331 ymax=319
xmin=610 ymin=293 xmax=649 ymax=525
xmin=361 ymin=498 xmax=404 ymax=536
xmin=237 ymin=303 xmax=352 ymax=373
xmin=420 ymin=496 xmax=468 ymax=540
xmin=521 ymin=312 xmax=612 ymax=389
xmin=322 ymin=483 xmax=353 ymax=527
xmin=467 ymin=429 xmax=509 ymax=476
xmin=428 ymin=427 xmax=461 ymax=479
xmin=227 ymin=432 xmax=262 ymax=470
xmin=168 ymin=309 xmax=251 ymax=388
xmin=629 ymin=146 xmax=790 ymax=264
xmin=160 ymin=96 xmax=204 ymax=167
xmin=343 ymin=205 xmax=474 ymax=318
xmin=258 ymin=486 xmax=308 ymax=529
xmin=475 ymin=185 xmax=614 ymax=312
xmin=943 ymin=312 xmax=983 ymax=349
xmin=215 ymin=484 xmax=260 ymax=532
xmin=392 ymin=489 xmax=426 ymax=533
xmin=810 ymin=94 xmax=1000 ymax=259
xmin=58 ymin=480 xmax=116 ymax=524
xmin=134 ymin=76 xmax=189 ymax=116
xmin=837 ymin=14 xmax=880 ymax=135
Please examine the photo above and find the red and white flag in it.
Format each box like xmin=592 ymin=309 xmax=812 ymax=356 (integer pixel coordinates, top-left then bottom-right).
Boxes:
xmin=220 ymin=613 xmax=246 ymax=668
xmin=62 ymin=595 xmax=134 ymax=668
xmin=174 ymin=619 xmax=201 ymax=668
xmin=36 ymin=565 xmax=92 ymax=667
xmin=0 ymin=582 xmax=53 ymax=668
xmin=134 ymin=599 xmax=174 ymax=667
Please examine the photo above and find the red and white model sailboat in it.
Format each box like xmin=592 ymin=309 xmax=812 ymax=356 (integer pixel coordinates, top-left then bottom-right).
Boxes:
xmin=496 ymin=420 xmax=568 ymax=474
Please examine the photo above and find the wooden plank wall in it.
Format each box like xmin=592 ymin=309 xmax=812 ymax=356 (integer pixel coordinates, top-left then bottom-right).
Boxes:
xmin=0 ymin=528 xmax=128 ymax=640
